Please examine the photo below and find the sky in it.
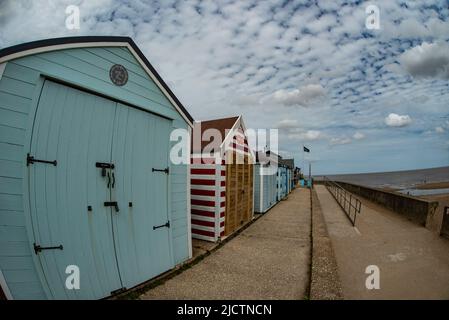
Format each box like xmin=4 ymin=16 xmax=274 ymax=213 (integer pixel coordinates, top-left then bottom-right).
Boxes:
xmin=0 ymin=0 xmax=448 ymax=174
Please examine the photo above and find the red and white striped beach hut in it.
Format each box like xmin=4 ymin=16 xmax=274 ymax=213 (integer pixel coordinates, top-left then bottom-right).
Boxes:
xmin=190 ymin=116 xmax=254 ymax=242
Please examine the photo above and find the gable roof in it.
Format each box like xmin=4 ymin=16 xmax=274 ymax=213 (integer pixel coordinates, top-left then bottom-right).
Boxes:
xmin=0 ymin=36 xmax=194 ymax=126
xmin=280 ymin=158 xmax=295 ymax=169
xmin=192 ymin=116 xmax=239 ymax=152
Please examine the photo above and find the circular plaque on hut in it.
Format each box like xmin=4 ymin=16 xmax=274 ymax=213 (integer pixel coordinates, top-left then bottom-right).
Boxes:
xmin=109 ymin=64 xmax=128 ymax=86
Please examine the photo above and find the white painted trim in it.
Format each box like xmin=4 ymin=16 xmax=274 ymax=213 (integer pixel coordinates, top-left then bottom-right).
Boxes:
xmin=191 ymin=224 xmax=215 ymax=232
xmin=220 ymin=116 xmax=241 ymax=157
xmin=191 ymin=214 xmax=216 ymax=222
xmin=191 ymin=194 xmax=225 ymax=202
xmin=190 ymin=174 xmax=216 ymax=180
xmin=186 ymin=126 xmax=192 ymax=259
xmin=191 ymin=215 xmax=225 ymax=223
xmin=0 ymin=269 xmax=13 ymax=300
xmin=191 ymin=204 xmax=216 ymax=212
xmin=0 ymin=42 xmax=193 ymax=127
xmin=0 ymin=42 xmax=128 ymax=64
xmin=214 ymin=163 xmax=222 ymax=241
xmin=190 ymin=173 xmax=225 ymax=181
xmin=238 ymin=116 xmax=256 ymax=161
xmin=191 ymin=184 xmax=217 ymax=191
xmin=191 ymin=185 xmax=225 ymax=193
xmin=191 ymin=194 xmax=216 ymax=201
xmin=191 ymin=164 xmax=218 ymax=170
xmin=0 ymin=62 xmax=6 ymax=81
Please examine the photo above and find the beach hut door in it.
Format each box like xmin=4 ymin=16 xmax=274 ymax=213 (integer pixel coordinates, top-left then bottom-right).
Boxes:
xmin=28 ymin=81 xmax=122 ymax=299
xmin=110 ymin=103 xmax=173 ymax=289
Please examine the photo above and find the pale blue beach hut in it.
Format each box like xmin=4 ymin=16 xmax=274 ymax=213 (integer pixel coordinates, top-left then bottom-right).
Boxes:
xmin=0 ymin=37 xmax=194 ymax=299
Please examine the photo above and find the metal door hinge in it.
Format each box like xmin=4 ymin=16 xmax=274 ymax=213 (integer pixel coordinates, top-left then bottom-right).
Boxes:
xmin=152 ymin=167 xmax=169 ymax=174
xmin=33 ymin=243 xmax=63 ymax=254
xmin=27 ymin=154 xmax=57 ymax=166
xmin=153 ymin=221 xmax=170 ymax=230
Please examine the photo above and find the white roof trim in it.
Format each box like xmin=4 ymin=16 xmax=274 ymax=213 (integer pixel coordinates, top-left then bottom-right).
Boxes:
xmin=0 ymin=41 xmax=193 ymax=127
xmin=237 ymin=116 xmax=256 ymax=160
xmin=0 ymin=63 xmax=6 ymax=81
xmin=219 ymin=116 xmax=255 ymax=160
xmin=0 ymin=269 xmax=13 ymax=300
xmin=219 ymin=116 xmax=241 ymax=157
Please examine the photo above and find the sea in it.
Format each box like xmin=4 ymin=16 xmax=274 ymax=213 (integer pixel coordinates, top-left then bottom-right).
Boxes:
xmin=314 ymin=166 xmax=449 ymax=196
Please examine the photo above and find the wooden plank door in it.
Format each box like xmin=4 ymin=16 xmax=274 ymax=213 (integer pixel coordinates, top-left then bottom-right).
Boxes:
xmin=29 ymin=81 xmax=122 ymax=299
xmin=225 ymin=153 xmax=253 ymax=235
xmin=225 ymin=151 xmax=238 ymax=235
xmin=242 ymin=155 xmax=253 ymax=222
xmin=111 ymin=104 xmax=173 ymax=289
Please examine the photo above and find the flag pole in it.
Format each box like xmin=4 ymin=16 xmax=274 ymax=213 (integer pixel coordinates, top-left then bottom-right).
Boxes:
xmin=302 ymin=144 xmax=304 ymax=180
xmin=309 ymin=161 xmax=311 ymax=188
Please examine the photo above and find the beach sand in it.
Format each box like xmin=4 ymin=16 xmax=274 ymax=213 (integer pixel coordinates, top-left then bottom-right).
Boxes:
xmin=414 ymin=181 xmax=449 ymax=190
xmin=418 ymin=193 xmax=449 ymax=202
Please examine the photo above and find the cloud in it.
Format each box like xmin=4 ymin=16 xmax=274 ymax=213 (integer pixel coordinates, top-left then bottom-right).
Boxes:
xmin=385 ymin=113 xmax=412 ymax=127
xmin=0 ymin=1 xmax=448 ymax=174
xmin=288 ymin=130 xmax=324 ymax=141
xmin=329 ymin=136 xmax=351 ymax=146
xmin=272 ymin=84 xmax=326 ymax=107
xmin=435 ymin=126 xmax=445 ymax=133
xmin=399 ymin=42 xmax=449 ymax=79
xmin=275 ymin=119 xmax=298 ymax=129
xmin=234 ymin=94 xmax=262 ymax=106
xmin=353 ymin=132 xmax=365 ymax=140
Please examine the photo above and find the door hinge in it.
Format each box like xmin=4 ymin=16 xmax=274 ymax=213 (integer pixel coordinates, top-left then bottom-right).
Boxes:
xmin=152 ymin=167 xmax=169 ymax=174
xmin=153 ymin=221 xmax=170 ymax=230
xmin=33 ymin=242 xmax=63 ymax=254
xmin=27 ymin=153 xmax=57 ymax=166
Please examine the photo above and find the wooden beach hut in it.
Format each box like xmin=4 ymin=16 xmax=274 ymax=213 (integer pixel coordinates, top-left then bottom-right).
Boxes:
xmin=253 ymin=151 xmax=278 ymax=213
xmin=277 ymin=165 xmax=288 ymax=200
xmin=0 ymin=37 xmax=193 ymax=299
xmin=280 ymin=158 xmax=295 ymax=194
xmin=190 ymin=116 xmax=254 ymax=242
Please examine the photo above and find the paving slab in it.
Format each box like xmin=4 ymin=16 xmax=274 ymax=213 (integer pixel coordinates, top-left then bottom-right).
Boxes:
xmin=315 ymin=184 xmax=449 ymax=299
xmin=140 ymin=188 xmax=311 ymax=300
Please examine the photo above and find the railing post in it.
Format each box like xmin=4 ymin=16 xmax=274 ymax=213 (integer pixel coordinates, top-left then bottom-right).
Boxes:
xmin=326 ymin=179 xmax=361 ymax=226
xmin=349 ymin=194 xmax=352 ymax=220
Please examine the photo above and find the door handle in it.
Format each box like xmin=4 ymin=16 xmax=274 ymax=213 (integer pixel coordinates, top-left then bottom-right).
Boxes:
xmin=104 ymin=201 xmax=120 ymax=212
xmin=96 ymin=162 xmax=114 ymax=177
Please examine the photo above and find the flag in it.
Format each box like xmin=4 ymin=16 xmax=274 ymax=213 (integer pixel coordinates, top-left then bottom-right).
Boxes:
xmin=303 ymin=146 xmax=310 ymax=153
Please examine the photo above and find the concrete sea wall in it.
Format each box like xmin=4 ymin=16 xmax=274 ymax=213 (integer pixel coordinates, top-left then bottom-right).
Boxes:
xmin=333 ymin=181 xmax=439 ymax=227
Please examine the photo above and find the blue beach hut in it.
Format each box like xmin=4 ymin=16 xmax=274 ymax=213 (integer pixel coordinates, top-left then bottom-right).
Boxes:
xmin=253 ymin=151 xmax=278 ymax=213
xmin=0 ymin=37 xmax=194 ymax=299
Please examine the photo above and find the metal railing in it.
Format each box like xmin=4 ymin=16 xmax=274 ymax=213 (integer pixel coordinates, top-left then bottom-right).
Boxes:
xmin=324 ymin=177 xmax=361 ymax=226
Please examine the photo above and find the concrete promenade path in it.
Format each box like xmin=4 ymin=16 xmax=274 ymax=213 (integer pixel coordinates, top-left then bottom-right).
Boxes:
xmin=140 ymin=188 xmax=311 ymax=300
xmin=314 ymin=185 xmax=449 ymax=299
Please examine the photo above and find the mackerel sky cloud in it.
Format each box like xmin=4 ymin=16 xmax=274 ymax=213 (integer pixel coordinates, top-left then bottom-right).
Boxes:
xmin=0 ymin=0 xmax=448 ymax=174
